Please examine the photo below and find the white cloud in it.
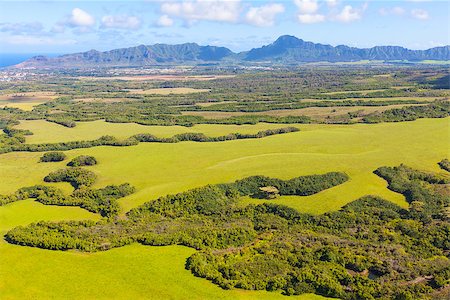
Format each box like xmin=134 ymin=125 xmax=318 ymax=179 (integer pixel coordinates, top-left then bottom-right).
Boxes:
xmin=294 ymin=0 xmax=319 ymax=14
xmin=294 ymin=0 xmax=324 ymax=24
xmin=101 ymin=15 xmax=141 ymax=29
xmin=335 ymin=5 xmax=364 ymax=23
xmin=160 ymin=0 xmax=242 ymax=24
xmin=411 ymin=9 xmax=429 ymax=20
xmin=297 ymin=13 xmax=325 ymax=24
xmin=156 ymin=15 xmax=174 ymax=27
xmin=66 ymin=8 xmax=95 ymax=27
xmin=245 ymin=4 xmax=285 ymax=27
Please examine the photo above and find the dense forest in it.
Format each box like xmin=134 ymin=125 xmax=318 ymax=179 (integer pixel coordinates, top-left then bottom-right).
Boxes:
xmin=4 ymin=162 xmax=449 ymax=299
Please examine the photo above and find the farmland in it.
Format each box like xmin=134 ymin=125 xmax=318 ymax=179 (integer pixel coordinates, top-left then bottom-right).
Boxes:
xmin=0 ymin=66 xmax=449 ymax=299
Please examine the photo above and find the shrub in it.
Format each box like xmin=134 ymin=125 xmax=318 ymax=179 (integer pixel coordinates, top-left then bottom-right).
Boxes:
xmin=39 ymin=151 xmax=67 ymax=162
xmin=44 ymin=167 xmax=97 ymax=189
xmin=67 ymin=155 xmax=98 ymax=167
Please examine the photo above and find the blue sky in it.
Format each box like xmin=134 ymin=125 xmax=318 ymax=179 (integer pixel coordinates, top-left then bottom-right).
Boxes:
xmin=0 ymin=0 xmax=448 ymax=54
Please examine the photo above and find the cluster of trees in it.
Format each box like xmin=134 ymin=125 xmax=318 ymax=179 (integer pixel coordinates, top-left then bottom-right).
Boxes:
xmin=67 ymin=155 xmax=97 ymax=167
xmin=1 ymin=154 xmax=135 ymax=217
xmin=0 ymin=183 xmax=135 ymax=217
xmin=362 ymin=101 xmax=450 ymax=123
xmin=0 ymin=127 xmax=299 ymax=154
xmin=218 ymin=172 xmax=349 ymax=198
xmin=0 ymin=125 xmax=32 ymax=154
xmin=44 ymin=167 xmax=97 ymax=189
xmin=40 ymin=151 xmax=67 ymax=162
xmin=374 ymin=164 xmax=449 ymax=220
xmin=5 ymin=163 xmax=449 ymax=299
xmin=438 ymin=158 xmax=450 ymax=172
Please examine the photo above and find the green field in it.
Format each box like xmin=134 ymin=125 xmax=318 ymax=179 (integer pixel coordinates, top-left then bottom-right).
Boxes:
xmin=15 ymin=120 xmax=299 ymax=144
xmin=1 ymin=117 xmax=449 ymax=299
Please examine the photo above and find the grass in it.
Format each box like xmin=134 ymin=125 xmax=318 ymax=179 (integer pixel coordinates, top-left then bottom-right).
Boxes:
xmin=181 ymin=104 xmax=424 ymax=120
xmin=4 ymin=118 xmax=449 ymax=213
xmin=0 ymin=92 xmax=57 ymax=111
xmin=303 ymin=97 xmax=445 ymax=102
xmin=128 ymin=87 xmax=210 ymax=95
xmin=0 ymin=202 xmax=323 ymax=300
xmin=1 ymin=118 xmax=449 ymax=299
xmin=14 ymin=120 xmax=298 ymax=144
xmin=78 ymin=75 xmax=235 ymax=81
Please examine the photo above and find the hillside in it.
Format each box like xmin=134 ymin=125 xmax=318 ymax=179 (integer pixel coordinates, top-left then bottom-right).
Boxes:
xmin=13 ymin=35 xmax=450 ymax=68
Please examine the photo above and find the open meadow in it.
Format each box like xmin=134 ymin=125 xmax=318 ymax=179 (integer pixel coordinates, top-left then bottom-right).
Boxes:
xmin=0 ymin=92 xmax=58 ymax=110
xmin=0 ymin=116 xmax=448 ymax=299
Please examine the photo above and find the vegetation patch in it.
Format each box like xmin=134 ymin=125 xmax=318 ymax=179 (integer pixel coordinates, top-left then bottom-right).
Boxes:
xmin=129 ymin=88 xmax=210 ymax=95
xmin=438 ymin=159 xmax=450 ymax=172
xmin=0 ymin=126 xmax=300 ymax=154
xmin=1 ymin=161 xmax=135 ymax=217
xmin=4 ymin=164 xmax=449 ymax=299
xmin=44 ymin=167 xmax=97 ymax=189
xmin=67 ymin=155 xmax=97 ymax=167
xmin=39 ymin=151 xmax=67 ymax=162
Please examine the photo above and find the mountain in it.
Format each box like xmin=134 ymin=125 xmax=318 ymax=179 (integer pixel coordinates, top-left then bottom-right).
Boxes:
xmin=13 ymin=35 xmax=450 ymax=68
xmin=244 ymin=35 xmax=450 ymax=62
xmin=15 ymin=43 xmax=234 ymax=68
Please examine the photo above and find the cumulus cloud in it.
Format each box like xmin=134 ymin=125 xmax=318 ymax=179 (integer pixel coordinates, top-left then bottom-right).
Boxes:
xmin=245 ymin=3 xmax=285 ymax=27
xmin=335 ymin=5 xmax=364 ymax=23
xmin=411 ymin=9 xmax=429 ymax=20
xmin=156 ymin=15 xmax=174 ymax=27
xmin=294 ymin=0 xmax=325 ymax=24
xmin=67 ymin=8 xmax=95 ymax=27
xmin=297 ymin=13 xmax=325 ymax=24
xmin=294 ymin=0 xmax=319 ymax=14
xmin=101 ymin=15 xmax=141 ymax=29
xmin=160 ymin=0 xmax=242 ymax=24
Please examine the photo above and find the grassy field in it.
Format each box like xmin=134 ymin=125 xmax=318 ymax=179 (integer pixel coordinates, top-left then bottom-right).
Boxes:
xmin=305 ymin=97 xmax=445 ymax=102
xmin=0 ymin=92 xmax=57 ymax=110
xmin=128 ymin=87 xmax=210 ymax=95
xmin=1 ymin=118 xmax=449 ymax=299
xmin=181 ymin=104 xmax=424 ymax=120
xmin=321 ymin=86 xmax=413 ymax=95
xmin=78 ymin=75 xmax=235 ymax=81
xmin=0 ymin=201 xmax=323 ymax=300
xmin=14 ymin=120 xmax=298 ymax=144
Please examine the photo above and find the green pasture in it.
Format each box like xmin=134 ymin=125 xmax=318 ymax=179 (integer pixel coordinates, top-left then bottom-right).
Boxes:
xmin=0 ymin=117 xmax=449 ymax=299
xmin=15 ymin=120 xmax=299 ymax=144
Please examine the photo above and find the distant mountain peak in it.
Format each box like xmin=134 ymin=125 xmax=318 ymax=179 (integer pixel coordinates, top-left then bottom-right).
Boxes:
xmin=273 ymin=35 xmax=303 ymax=45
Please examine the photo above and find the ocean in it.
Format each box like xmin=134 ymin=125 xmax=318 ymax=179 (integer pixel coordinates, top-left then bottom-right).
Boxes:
xmin=0 ymin=53 xmax=61 ymax=68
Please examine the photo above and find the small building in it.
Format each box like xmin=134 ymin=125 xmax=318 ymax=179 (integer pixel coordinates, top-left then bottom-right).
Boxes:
xmin=258 ymin=186 xmax=280 ymax=199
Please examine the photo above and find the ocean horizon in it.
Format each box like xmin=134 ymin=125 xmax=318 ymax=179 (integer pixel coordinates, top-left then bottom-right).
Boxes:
xmin=0 ymin=53 xmax=62 ymax=68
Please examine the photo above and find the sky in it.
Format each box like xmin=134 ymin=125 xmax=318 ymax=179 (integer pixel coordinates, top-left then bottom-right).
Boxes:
xmin=0 ymin=0 xmax=449 ymax=54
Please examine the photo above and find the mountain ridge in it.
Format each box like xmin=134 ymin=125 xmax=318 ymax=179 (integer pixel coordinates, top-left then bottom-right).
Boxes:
xmin=13 ymin=35 xmax=450 ymax=68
